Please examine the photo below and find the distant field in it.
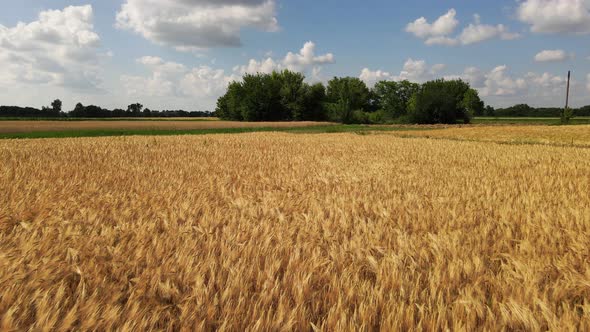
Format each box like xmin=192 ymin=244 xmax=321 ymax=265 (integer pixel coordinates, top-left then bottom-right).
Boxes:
xmin=1 ymin=129 xmax=589 ymax=330
xmin=389 ymin=124 xmax=590 ymax=147
xmin=0 ymin=117 xmax=219 ymax=121
xmin=0 ymin=120 xmax=332 ymax=135
xmin=473 ymin=116 xmax=590 ymax=125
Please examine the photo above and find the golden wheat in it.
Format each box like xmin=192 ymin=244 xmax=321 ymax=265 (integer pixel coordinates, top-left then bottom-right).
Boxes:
xmin=1 ymin=130 xmax=589 ymax=330
xmin=393 ymin=124 xmax=590 ymax=147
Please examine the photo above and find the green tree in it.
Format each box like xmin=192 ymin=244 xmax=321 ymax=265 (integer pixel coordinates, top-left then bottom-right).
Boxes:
xmin=276 ymin=70 xmax=306 ymax=121
xmin=51 ymin=99 xmax=62 ymax=113
xmin=127 ymin=103 xmax=143 ymax=115
xmin=407 ymin=79 xmax=472 ymax=124
xmin=326 ymin=77 xmax=370 ymax=123
xmin=299 ymin=83 xmax=327 ymax=121
xmin=462 ymin=89 xmax=484 ymax=118
xmin=372 ymin=80 xmax=420 ymax=119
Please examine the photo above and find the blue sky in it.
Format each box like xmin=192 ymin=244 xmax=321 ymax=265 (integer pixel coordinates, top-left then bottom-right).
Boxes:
xmin=0 ymin=0 xmax=589 ymax=111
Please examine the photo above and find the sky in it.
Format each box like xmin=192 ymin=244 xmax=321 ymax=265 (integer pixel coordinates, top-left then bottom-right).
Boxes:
xmin=0 ymin=0 xmax=589 ymax=112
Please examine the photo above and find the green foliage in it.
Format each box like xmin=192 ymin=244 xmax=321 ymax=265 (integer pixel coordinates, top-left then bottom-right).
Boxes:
xmin=326 ymin=77 xmax=371 ymax=123
xmin=216 ymin=70 xmax=326 ymax=122
xmin=560 ymin=107 xmax=574 ymax=124
xmin=462 ymin=89 xmax=484 ymax=118
xmin=373 ymin=80 xmax=420 ymax=119
xmin=51 ymin=99 xmax=62 ymax=113
xmin=215 ymin=73 xmax=489 ymax=125
xmin=407 ymin=79 xmax=473 ymax=124
xmin=127 ymin=103 xmax=144 ymax=115
xmin=484 ymin=105 xmax=496 ymax=117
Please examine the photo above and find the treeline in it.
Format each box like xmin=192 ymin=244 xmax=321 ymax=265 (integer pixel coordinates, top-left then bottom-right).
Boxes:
xmin=493 ymin=104 xmax=590 ymax=117
xmin=216 ymin=70 xmax=484 ymax=124
xmin=0 ymin=102 xmax=214 ymax=118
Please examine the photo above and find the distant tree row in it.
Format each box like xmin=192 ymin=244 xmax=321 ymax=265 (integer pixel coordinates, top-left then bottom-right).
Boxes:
xmin=0 ymin=101 xmax=214 ymax=118
xmin=492 ymin=104 xmax=590 ymax=117
xmin=216 ymin=70 xmax=484 ymax=124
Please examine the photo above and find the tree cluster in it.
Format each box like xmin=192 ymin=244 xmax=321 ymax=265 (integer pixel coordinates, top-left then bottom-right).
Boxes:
xmin=216 ymin=70 xmax=485 ymax=124
xmin=0 ymin=100 xmax=215 ymax=118
xmin=493 ymin=104 xmax=590 ymax=117
xmin=215 ymin=71 xmax=327 ymax=121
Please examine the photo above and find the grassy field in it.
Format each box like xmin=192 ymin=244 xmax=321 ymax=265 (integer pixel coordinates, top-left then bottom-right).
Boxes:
xmin=0 ymin=124 xmax=431 ymax=139
xmin=0 ymin=120 xmax=333 ymax=135
xmin=1 ymin=126 xmax=589 ymax=330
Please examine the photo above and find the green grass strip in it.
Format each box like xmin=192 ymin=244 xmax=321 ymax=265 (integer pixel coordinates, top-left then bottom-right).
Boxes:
xmin=0 ymin=125 xmax=428 ymax=140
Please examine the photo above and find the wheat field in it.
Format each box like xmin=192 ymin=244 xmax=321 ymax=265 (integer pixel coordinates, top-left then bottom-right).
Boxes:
xmin=391 ymin=124 xmax=590 ymax=147
xmin=1 ymin=130 xmax=589 ymax=330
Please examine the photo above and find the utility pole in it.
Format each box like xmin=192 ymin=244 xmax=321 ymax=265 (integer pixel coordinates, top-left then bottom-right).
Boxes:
xmin=562 ymin=71 xmax=572 ymax=124
xmin=565 ymin=70 xmax=571 ymax=110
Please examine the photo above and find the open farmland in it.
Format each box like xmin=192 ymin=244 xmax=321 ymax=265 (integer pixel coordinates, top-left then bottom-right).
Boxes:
xmin=390 ymin=124 xmax=590 ymax=147
xmin=1 ymin=128 xmax=590 ymax=330
xmin=0 ymin=120 xmax=331 ymax=134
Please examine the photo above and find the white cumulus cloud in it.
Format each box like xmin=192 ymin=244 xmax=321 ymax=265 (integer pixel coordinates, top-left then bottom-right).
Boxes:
xmin=116 ymin=0 xmax=279 ymax=51
xmin=517 ymin=0 xmax=590 ymax=34
xmin=233 ymin=41 xmax=334 ymax=77
xmin=406 ymin=9 xmax=459 ymax=39
xmin=407 ymin=10 xmax=519 ymax=46
xmin=359 ymin=59 xmax=447 ymax=86
xmin=534 ymin=49 xmax=571 ymax=62
xmin=0 ymin=5 xmax=104 ymax=90
xmin=459 ymin=15 xmax=521 ymax=44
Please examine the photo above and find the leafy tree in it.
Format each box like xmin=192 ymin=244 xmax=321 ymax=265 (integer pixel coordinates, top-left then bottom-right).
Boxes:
xmin=299 ymin=83 xmax=327 ymax=121
xmin=462 ymin=89 xmax=484 ymax=117
xmin=407 ymin=79 xmax=472 ymax=124
xmin=239 ymin=73 xmax=283 ymax=121
xmin=484 ymin=105 xmax=496 ymax=117
xmin=127 ymin=103 xmax=143 ymax=115
xmin=372 ymin=80 xmax=420 ymax=119
xmin=560 ymin=107 xmax=574 ymax=124
xmin=216 ymin=70 xmax=327 ymax=121
xmin=51 ymin=99 xmax=62 ymax=113
xmin=326 ymin=77 xmax=370 ymax=123
xmin=277 ymin=70 xmax=306 ymax=121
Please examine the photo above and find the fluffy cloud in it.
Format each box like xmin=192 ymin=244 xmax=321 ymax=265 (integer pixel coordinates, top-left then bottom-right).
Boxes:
xmin=121 ymin=56 xmax=238 ymax=98
xmin=407 ymin=10 xmax=519 ymax=46
xmin=0 ymin=5 xmax=104 ymax=90
xmin=116 ymin=0 xmax=278 ymax=51
xmin=459 ymin=15 xmax=521 ymax=45
xmin=359 ymin=59 xmax=446 ymax=86
xmin=587 ymin=74 xmax=590 ymax=92
xmin=359 ymin=68 xmax=394 ymax=86
xmin=479 ymin=66 xmax=527 ymax=96
xmin=517 ymin=0 xmax=590 ymax=34
xmin=534 ymin=49 xmax=571 ymax=62
xmin=122 ymin=41 xmax=335 ymax=109
xmin=233 ymin=41 xmax=334 ymax=77
xmin=406 ymin=9 xmax=459 ymax=41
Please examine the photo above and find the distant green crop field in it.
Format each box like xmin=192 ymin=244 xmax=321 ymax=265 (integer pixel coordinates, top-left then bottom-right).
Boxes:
xmin=0 ymin=124 xmax=429 ymax=140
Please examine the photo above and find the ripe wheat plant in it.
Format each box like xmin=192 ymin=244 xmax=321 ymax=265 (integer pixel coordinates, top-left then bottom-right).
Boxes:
xmin=1 ymin=130 xmax=589 ymax=330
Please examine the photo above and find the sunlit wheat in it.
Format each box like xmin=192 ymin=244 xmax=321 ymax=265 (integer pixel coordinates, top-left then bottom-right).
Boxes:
xmin=1 ymin=130 xmax=589 ymax=330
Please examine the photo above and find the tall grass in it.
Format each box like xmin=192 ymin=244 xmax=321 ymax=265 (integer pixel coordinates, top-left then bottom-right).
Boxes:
xmin=1 ymin=131 xmax=589 ymax=330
